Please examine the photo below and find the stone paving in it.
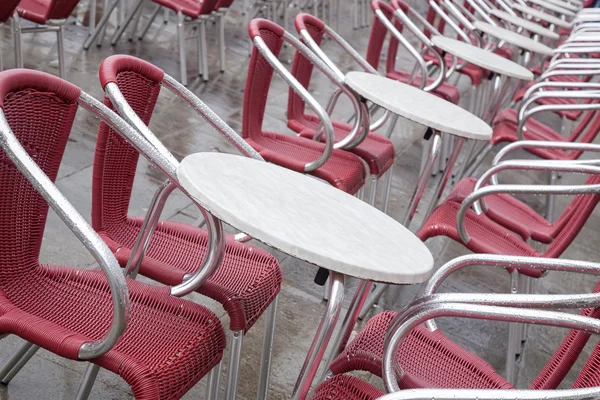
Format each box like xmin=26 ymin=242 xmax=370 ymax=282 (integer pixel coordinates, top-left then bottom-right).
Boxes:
xmin=0 ymin=0 xmax=599 ymax=399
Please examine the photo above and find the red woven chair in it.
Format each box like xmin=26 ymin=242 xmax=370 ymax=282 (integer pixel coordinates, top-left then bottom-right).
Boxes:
xmin=0 ymin=68 xmax=226 ymax=399
xmin=315 ymin=255 xmax=600 ymax=400
xmin=244 ymin=18 xmax=366 ymax=196
xmin=13 ymin=0 xmax=83 ymax=77
xmin=91 ymin=55 xmax=282 ymax=400
xmin=290 ymin=13 xmax=395 ymax=209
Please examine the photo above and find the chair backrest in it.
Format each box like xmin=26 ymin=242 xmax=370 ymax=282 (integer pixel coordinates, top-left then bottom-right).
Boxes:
xmin=35 ymin=0 xmax=83 ymax=21
xmin=242 ymin=19 xmax=286 ymax=140
xmin=0 ymin=0 xmax=19 ymax=23
xmin=198 ymin=0 xmax=220 ymax=16
xmin=367 ymin=0 xmax=406 ymax=73
xmin=0 ymin=69 xmax=80 ymax=274
xmin=92 ymin=56 xmax=164 ymax=236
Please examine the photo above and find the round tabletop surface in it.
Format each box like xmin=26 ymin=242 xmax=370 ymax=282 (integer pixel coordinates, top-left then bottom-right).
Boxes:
xmin=545 ymin=0 xmax=581 ymax=12
xmin=432 ymin=36 xmax=534 ymax=80
xmin=475 ymin=21 xmax=554 ymax=56
xmin=526 ymin=0 xmax=576 ymax=16
xmin=491 ymin=9 xmax=560 ymax=39
xmin=513 ymin=3 xmax=572 ymax=28
xmin=177 ymin=152 xmax=434 ymax=284
xmin=344 ymin=72 xmax=492 ymax=140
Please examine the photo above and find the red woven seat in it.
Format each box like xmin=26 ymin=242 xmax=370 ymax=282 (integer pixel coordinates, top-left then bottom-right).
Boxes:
xmin=311 ymin=374 xmax=384 ymax=399
xmin=0 ymin=68 xmax=226 ymax=399
xmin=94 ymin=63 xmax=282 ymax=334
xmin=17 ymin=0 xmax=80 ymax=23
xmin=494 ymin=46 xmax=514 ymax=60
xmin=329 ymin=311 xmax=512 ymax=390
xmin=491 ymin=108 xmax=600 ymax=160
xmin=243 ymin=20 xmax=366 ymax=195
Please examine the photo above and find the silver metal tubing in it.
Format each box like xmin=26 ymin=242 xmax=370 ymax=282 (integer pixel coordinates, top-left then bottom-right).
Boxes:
xmin=378 ymin=387 xmax=600 ymax=400
xmin=505 ymin=270 xmax=520 ymax=384
xmin=385 ymin=114 xmax=399 ymax=139
xmin=206 ymin=361 xmax=222 ymax=400
xmin=199 ymin=19 xmax=208 ymax=81
xmin=1 ymin=344 xmax=40 ymax=384
xmin=381 ymin=165 xmax=394 ymax=214
xmin=322 ymin=280 xmax=373 ymax=374
xmin=128 ymin=4 xmax=143 ymax=41
xmin=56 ymin=25 xmax=66 ymax=78
xmin=217 ymin=12 xmax=226 ymax=72
xmin=110 ymin=0 xmax=144 ymax=45
xmin=83 ymin=0 xmax=120 ymax=49
xmin=0 ymin=109 xmax=129 ymax=360
xmin=359 ymin=283 xmax=388 ymax=320
xmin=368 ymin=175 xmax=378 ymax=206
xmin=0 ymin=342 xmax=36 ymax=381
xmin=90 ymin=0 xmax=96 ymax=34
xmin=161 ymin=75 xmax=264 ymax=160
xmin=291 ymin=271 xmax=344 ymax=400
xmin=383 ymin=301 xmax=600 ymax=394
xmin=138 ymin=4 xmax=161 ymax=40
xmin=177 ymin=11 xmax=187 ymax=85
xmin=256 ymin=296 xmax=279 ymax=400
xmin=402 ymin=130 xmax=442 ymax=227
xmin=12 ymin=15 xmax=22 ymax=68
xmin=223 ymin=330 xmax=244 ymax=400
xmin=546 ymin=170 xmax=558 ymax=220
xmin=75 ymin=364 xmax=101 ymax=400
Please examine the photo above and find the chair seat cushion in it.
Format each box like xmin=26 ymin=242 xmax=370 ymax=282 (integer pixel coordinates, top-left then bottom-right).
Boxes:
xmin=152 ymin=0 xmax=202 ymax=17
xmin=386 ymin=70 xmax=460 ymax=105
xmin=0 ymin=265 xmax=226 ymax=399
xmin=99 ymin=218 xmax=282 ymax=333
xmin=311 ymin=374 xmax=384 ymax=400
xmin=288 ymin=115 xmax=395 ymax=177
xmin=17 ymin=0 xmax=50 ymax=24
xmin=329 ymin=311 xmax=514 ymax=390
xmin=446 ymin=177 xmax=555 ymax=243
xmin=246 ymin=131 xmax=366 ymax=195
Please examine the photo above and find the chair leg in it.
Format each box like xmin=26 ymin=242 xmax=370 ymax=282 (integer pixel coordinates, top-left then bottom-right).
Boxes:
xmin=89 ymin=0 xmax=96 ymax=34
xmin=217 ymin=12 xmax=226 ymax=72
xmin=368 ymin=175 xmax=378 ymax=207
xmin=384 ymin=114 xmax=399 ymax=138
xmin=505 ymin=270 xmax=520 ymax=385
xmin=138 ymin=4 xmax=161 ymax=40
xmin=546 ymin=170 xmax=557 ymax=221
xmin=177 ymin=10 xmax=188 ymax=85
xmin=1 ymin=344 xmax=40 ymax=384
xmin=0 ymin=341 xmax=37 ymax=382
xmin=127 ymin=5 xmax=144 ymax=41
xmin=381 ymin=165 xmax=394 ymax=214
xmin=12 ymin=15 xmax=22 ymax=68
xmin=223 ymin=330 xmax=244 ymax=400
xmin=0 ymin=23 xmax=4 ymax=71
xmin=75 ymin=364 xmax=100 ymax=400
xmin=110 ymin=0 xmax=145 ymax=45
xmin=83 ymin=0 xmax=120 ymax=49
xmin=199 ymin=19 xmax=209 ymax=81
xmin=358 ymin=283 xmax=388 ymax=320
xmin=206 ymin=361 xmax=222 ymax=400
xmin=56 ymin=25 xmax=66 ymax=78
xmin=256 ymin=296 xmax=278 ymax=400
xmin=352 ymin=0 xmax=358 ymax=29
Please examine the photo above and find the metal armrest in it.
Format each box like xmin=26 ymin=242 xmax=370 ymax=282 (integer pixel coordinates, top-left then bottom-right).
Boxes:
xmin=382 ymin=299 xmax=600 ymax=394
xmin=81 ymin=91 xmax=225 ymax=298
xmin=521 ymin=81 xmax=600 ymax=103
xmin=456 ymin=180 xmax=600 ymax=243
xmin=379 ymin=387 xmax=600 ymax=400
xmin=0 ymin=108 xmax=129 ymax=360
xmin=252 ymin=32 xmax=337 ymax=171
xmin=463 ymin=0 xmax=498 ymax=25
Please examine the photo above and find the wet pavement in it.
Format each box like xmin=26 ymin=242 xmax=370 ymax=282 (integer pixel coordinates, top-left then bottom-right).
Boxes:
xmin=0 ymin=0 xmax=599 ymax=398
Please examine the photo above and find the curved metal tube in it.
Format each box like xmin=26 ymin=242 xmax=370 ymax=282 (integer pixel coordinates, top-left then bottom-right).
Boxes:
xmin=422 ymin=254 xmax=600 ymax=330
xmin=0 ymin=110 xmax=130 ymax=360
xmin=378 ymin=385 xmax=600 ymax=399
xmin=521 ymin=80 xmax=600 ymax=101
xmin=473 ymin=160 xmax=600 ymax=213
xmin=253 ymin=35 xmax=335 ymax=171
xmin=456 ymin=182 xmax=600 ymax=242
xmin=493 ymin=141 xmax=600 ymax=171
xmin=161 ymin=74 xmax=264 ymax=161
xmin=383 ymin=300 xmax=600 ymax=393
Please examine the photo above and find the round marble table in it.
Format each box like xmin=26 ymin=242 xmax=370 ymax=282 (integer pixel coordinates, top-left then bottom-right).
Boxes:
xmin=475 ymin=21 xmax=555 ymax=57
xmin=491 ymin=9 xmax=560 ymax=40
xmin=177 ymin=151 xmax=433 ymax=399
xmin=432 ymin=36 xmax=534 ymax=81
xmin=513 ymin=3 xmax=573 ymax=28
xmin=527 ymin=0 xmax=577 ymax=17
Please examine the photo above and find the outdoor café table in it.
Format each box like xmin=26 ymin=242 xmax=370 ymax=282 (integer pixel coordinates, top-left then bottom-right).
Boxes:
xmin=177 ymin=152 xmax=434 ymax=400
xmin=344 ymin=71 xmax=492 ymax=319
xmin=491 ymin=9 xmax=561 ymax=40
xmin=513 ymin=3 xmax=573 ymax=29
xmin=527 ymin=0 xmax=577 ymax=17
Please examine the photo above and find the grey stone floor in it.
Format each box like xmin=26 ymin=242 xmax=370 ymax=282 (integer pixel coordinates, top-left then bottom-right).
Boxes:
xmin=0 ymin=0 xmax=600 ymax=398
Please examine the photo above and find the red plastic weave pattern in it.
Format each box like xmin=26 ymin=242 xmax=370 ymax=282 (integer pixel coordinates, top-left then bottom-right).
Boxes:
xmin=311 ymin=374 xmax=384 ymax=400
xmin=329 ymin=311 xmax=513 ymax=390
xmin=0 ymin=83 xmax=226 ymax=399
xmin=242 ymin=26 xmax=366 ymax=195
xmin=92 ymin=70 xmax=282 ymax=332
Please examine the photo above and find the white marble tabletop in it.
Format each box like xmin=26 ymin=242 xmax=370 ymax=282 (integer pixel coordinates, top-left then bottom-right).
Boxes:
xmin=475 ymin=21 xmax=554 ymax=56
xmin=513 ymin=3 xmax=573 ymax=28
xmin=177 ymin=152 xmax=434 ymax=284
xmin=526 ymin=0 xmax=576 ymax=16
xmin=491 ymin=9 xmax=560 ymax=39
xmin=344 ymin=72 xmax=492 ymax=140
xmin=432 ymin=36 xmax=534 ymax=80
